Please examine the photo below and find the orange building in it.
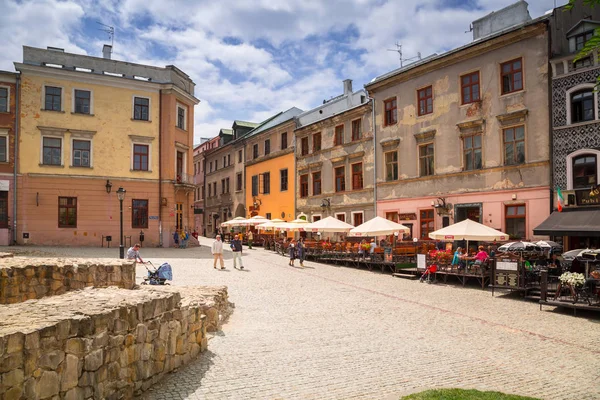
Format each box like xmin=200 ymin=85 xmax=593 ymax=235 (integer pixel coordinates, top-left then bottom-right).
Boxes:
xmin=244 ymin=108 xmax=302 ymax=224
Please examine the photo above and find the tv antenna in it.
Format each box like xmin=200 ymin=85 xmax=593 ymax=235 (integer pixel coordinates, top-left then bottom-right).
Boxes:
xmin=97 ymin=21 xmax=115 ymax=48
xmin=387 ymin=42 xmax=421 ymax=68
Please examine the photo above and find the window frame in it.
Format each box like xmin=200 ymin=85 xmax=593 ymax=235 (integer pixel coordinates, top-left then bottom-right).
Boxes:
xmin=281 ymin=132 xmax=288 ymax=150
xmin=418 ymin=143 xmax=435 ymax=177
xmin=251 ymin=175 xmax=259 ymax=197
xmin=351 ymin=211 xmax=364 ymax=227
xmin=176 ymin=103 xmax=187 ymax=130
xmin=419 ymin=209 xmax=434 ymax=240
xmin=264 ymin=139 xmax=270 ymax=156
xmin=334 ymin=125 xmax=344 ymax=146
xmin=334 ymin=166 xmax=345 ymax=193
xmin=262 ymin=172 xmax=270 ymax=195
xmin=132 ymin=199 xmax=149 ymax=229
xmin=0 ymin=129 xmax=9 ymax=163
xmin=253 ymin=143 xmax=259 ymax=159
xmin=385 ymin=151 xmax=398 ymax=181
xmin=505 ymin=204 xmax=526 ymax=239
xmin=384 ymin=97 xmax=397 ymax=126
xmin=460 ymin=71 xmax=480 ymax=105
xmin=132 ymin=143 xmax=150 ymax=171
xmin=313 ymin=132 xmax=322 ymax=153
xmin=0 ymin=191 xmax=8 ymax=229
xmin=502 ymin=125 xmax=525 ymax=166
xmin=300 ymin=174 xmax=309 ymax=198
xmin=301 ymin=137 xmax=309 ymax=156
xmin=417 ymin=86 xmax=433 ymax=116
xmin=132 ymin=95 xmax=151 ymax=121
xmin=236 ymin=172 xmax=243 ymax=192
xmin=500 ymin=58 xmax=523 ymax=95
xmin=71 ymin=138 xmax=92 ymax=168
xmin=351 ymin=119 xmax=362 ymax=141
xmin=44 ymin=85 xmax=62 ymax=112
xmin=72 ymin=88 xmax=92 ymax=115
xmin=238 ymin=150 xmax=243 ymax=163
xmin=572 ymin=154 xmax=598 ymax=189
xmin=41 ymin=136 xmax=63 ymax=166
xmin=569 ymin=87 xmax=596 ymax=124
xmin=335 ymin=212 xmax=346 ymax=222
xmin=566 ymin=149 xmax=600 ymax=190
xmin=280 ymin=168 xmax=288 ymax=192
xmin=312 ymin=171 xmax=322 ymax=196
xmin=351 ymin=162 xmax=363 ymax=190
xmin=463 ymin=134 xmax=482 ymax=171
xmin=0 ymin=86 xmax=9 ymax=113
xmin=58 ymin=196 xmax=77 ymax=228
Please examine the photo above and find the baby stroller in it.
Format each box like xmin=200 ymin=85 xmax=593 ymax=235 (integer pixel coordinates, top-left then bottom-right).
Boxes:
xmin=419 ymin=264 xmax=437 ymax=284
xmin=141 ymin=261 xmax=173 ymax=285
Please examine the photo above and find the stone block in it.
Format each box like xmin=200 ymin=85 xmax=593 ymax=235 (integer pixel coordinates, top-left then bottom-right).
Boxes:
xmin=109 ymin=335 xmax=124 ymax=348
xmin=140 ymin=343 xmax=152 ymax=361
xmin=24 ymin=349 xmax=39 ymax=376
xmin=113 ymin=319 xmax=129 ymax=334
xmin=64 ymin=387 xmax=84 ymax=400
xmin=93 ymin=331 xmax=109 ymax=348
xmin=153 ymin=343 xmax=165 ymax=362
xmin=2 ymin=368 xmax=24 ymax=388
xmin=39 ymin=350 xmax=65 ymax=370
xmin=95 ymin=364 xmax=107 ymax=383
xmin=84 ymin=349 xmax=103 ymax=372
xmin=124 ymin=334 xmax=135 ymax=347
xmin=107 ymin=362 xmax=120 ymax=381
xmin=38 ymin=371 xmax=59 ymax=399
xmin=24 ymin=331 xmax=40 ymax=351
xmin=3 ymin=386 xmax=23 ymax=400
xmin=7 ymin=333 xmax=24 ymax=353
xmin=136 ymin=324 xmax=147 ymax=343
xmin=60 ymin=354 xmax=80 ymax=392
xmin=146 ymin=329 xmax=158 ymax=343
xmin=78 ymin=371 xmax=95 ymax=387
xmin=0 ymin=353 xmax=23 ymax=374
xmin=23 ymin=377 xmax=38 ymax=399
xmin=65 ymin=338 xmax=85 ymax=356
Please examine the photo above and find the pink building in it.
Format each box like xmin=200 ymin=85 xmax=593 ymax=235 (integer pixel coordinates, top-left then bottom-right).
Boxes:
xmin=193 ymin=136 xmax=219 ymax=236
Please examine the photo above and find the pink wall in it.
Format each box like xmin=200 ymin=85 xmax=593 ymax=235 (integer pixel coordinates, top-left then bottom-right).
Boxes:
xmin=377 ymin=187 xmax=550 ymax=241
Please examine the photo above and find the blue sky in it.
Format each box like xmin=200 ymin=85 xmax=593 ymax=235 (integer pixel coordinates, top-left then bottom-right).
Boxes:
xmin=1 ymin=0 xmax=564 ymax=144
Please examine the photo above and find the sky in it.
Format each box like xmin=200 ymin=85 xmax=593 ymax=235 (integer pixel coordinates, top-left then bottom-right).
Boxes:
xmin=0 ymin=0 xmax=565 ymax=145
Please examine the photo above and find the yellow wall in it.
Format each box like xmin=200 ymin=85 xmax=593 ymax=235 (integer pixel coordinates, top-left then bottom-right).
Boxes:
xmin=245 ymin=152 xmax=295 ymax=221
xmin=19 ymin=75 xmax=160 ymax=178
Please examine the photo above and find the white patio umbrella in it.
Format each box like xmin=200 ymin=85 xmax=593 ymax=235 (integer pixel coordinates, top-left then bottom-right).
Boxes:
xmin=428 ymin=219 xmax=508 ymax=241
xmin=281 ymin=218 xmax=311 ymax=232
xmin=244 ymin=215 xmax=270 ymax=226
xmin=497 ymin=241 xmax=542 ymax=253
xmin=303 ymin=216 xmax=355 ymax=233
xmin=220 ymin=216 xmax=247 ymax=227
xmin=349 ymin=216 xmax=410 ymax=237
xmin=535 ymin=240 xmax=563 ymax=250
xmin=256 ymin=219 xmax=286 ymax=231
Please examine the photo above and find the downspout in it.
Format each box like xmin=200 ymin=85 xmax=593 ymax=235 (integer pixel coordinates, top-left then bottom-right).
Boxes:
xmin=158 ymin=91 xmax=163 ymax=247
xmin=13 ymin=75 xmax=20 ymax=245
xmin=369 ymin=94 xmax=377 ymax=218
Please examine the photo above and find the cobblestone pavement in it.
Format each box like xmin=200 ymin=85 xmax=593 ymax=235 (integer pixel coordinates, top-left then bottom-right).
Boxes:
xmin=6 ymin=241 xmax=600 ymax=399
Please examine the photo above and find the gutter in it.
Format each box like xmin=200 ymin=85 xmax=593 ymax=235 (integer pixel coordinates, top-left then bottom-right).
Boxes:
xmin=13 ymin=75 xmax=20 ymax=245
xmin=368 ymin=95 xmax=377 ymax=217
xmin=546 ymin=18 xmax=554 ymax=217
xmin=158 ymin=92 xmax=163 ymax=247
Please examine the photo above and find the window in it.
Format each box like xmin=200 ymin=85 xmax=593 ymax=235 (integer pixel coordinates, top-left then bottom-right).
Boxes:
xmin=574 ymin=31 xmax=593 ymax=52
xmin=420 ymin=209 xmax=434 ymax=239
xmin=385 ymin=151 xmax=398 ymax=181
xmin=253 ymin=144 xmax=259 ymax=159
xmin=0 ymin=192 xmax=7 ymax=228
xmin=335 ymin=166 xmax=345 ymax=192
xmin=503 ymin=126 xmax=525 ymax=165
xmin=223 ymin=156 xmax=226 ymax=167
xmin=264 ymin=139 xmax=270 ymax=156
xmin=235 ymin=150 xmax=240 ymax=163
xmin=352 ymin=212 xmax=363 ymax=227
xmin=301 ymin=137 xmax=309 ymax=156
xmin=313 ymin=132 xmax=321 ymax=152
xmin=177 ymin=105 xmax=186 ymax=130
xmin=0 ymin=135 xmax=7 ymax=163
xmin=133 ymin=97 xmax=149 ymax=121
xmin=386 ymin=212 xmax=399 ymax=222
xmin=463 ymin=135 xmax=482 ymax=171
xmin=417 ymin=86 xmax=433 ymax=116
xmin=460 ymin=72 xmax=480 ymax=105
xmin=312 ymin=215 xmax=322 ymax=222
xmin=573 ymin=155 xmax=597 ymax=189
xmin=336 ymin=213 xmax=345 ymax=222
xmin=74 ymin=90 xmax=90 ymax=114
xmin=266 ymin=213 xmax=272 ymax=220
xmin=351 ymin=119 xmax=362 ymax=141
xmin=133 ymin=144 xmax=149 ymax=171
xmin=352 ymin=163 xmax=363 ymax=190
xmin=45 ymin=86 xmax=62 ymax=111
xmin=213 ymin=182 xmax=216 ymax=197
xmin=300 ymin=174 xmax=309 ymax=198
xmin=227 ymin=154 xmax=231 ymax=166
xmin=419 ymin=143 xmax=434 ymax=177
xmin=280 ymin=169 xmax=288 ymax=191
xmin=263 ymin=172 xmax=270 ymax=194
xmin=209 ymin=161 xmax=213 ymax=173
xmin=72 ymin=140 xmax=91 ymax=167
xmin=281 ymin=132 xmax=288 ymax=150
xmin=132 ymin=199 xmax=148 ymax=228
xmin=0 ymin=87 xmax=7 ymax=112
xmin=220 ymin=179 xmax=224 ymax=194
xmin=208 ymin=184 xmax=212 ymax=197
xmin=574 ymin=57 xmax=593 ymax=70
xmin=201 ymin=185 xmax=205 ymax=199
xmin=571 ymin=89 xmax=595 ymax=123
xmin=236 ymin=173 xmax=243 ymax=191
xmin=505 ymin=205 xmax=526 ymax=239
xmin=334 ymin=125 xmax=344 ymax=146
xmin=312 ymin=171 xmax=321 ymax=195
xmin=43 ymin=137 xmax=62 ymax=166
xmin=252 ymin=175 xmax=259 ymax=197
xmin=58 ymin=197 xmax=77 ymax=228
xmin=501 ymin=58 xmax=523 ymax=95
xmin=226 ymin=177 xmax=230 ymax=194
xmin=384 ymin=98 xmax=397 ymax=126
xmin=215 ymin=160 xmax=218 ymax=170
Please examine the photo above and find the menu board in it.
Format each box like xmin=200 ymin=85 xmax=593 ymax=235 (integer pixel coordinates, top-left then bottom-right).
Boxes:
xmin=417 ymin=254 xmax=426 ymax=269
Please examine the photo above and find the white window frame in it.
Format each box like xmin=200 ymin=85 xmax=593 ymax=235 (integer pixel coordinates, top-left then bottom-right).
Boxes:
xmin=0 ymin=129 xmax=8 ymax=163
xmin=130 ymin=140 xmax=153 ymax=172
xmin=566 ymin=83 xmax=598 ymax=125
xmin=70 ymin=137 xmax=93 ymax=168
xmin=42 ymin=85 xmax=64 ymax=112
xmin=312 ymin=214 xmax=322 ymax=222
xmin=71 ymin=88 xmax=94 ymax=115
xmin=351 ymin=211 xmax=364 ymax=227
xmin=335 ymin=212 xmax=346 ymax=222
xmin=566 ymin=148 xmax=600 ymax=190
xmin=174 ymin=148 xmax=187 ymax=177
xmin=0 ymin=85 xmax=10 ymax=113
xmin=40 ymin=135 xmax=64 ymax=166
xmin=176 ymin=102 xmax=187 ymax=130
xmin=132 ymin=95 xmax=152 ymax=121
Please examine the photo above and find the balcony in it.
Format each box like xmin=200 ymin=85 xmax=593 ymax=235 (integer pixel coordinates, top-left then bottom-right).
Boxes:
xmin=174 ymin=172 xmax=196 ymax=192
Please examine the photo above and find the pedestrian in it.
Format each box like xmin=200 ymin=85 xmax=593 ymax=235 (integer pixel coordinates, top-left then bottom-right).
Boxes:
xmin=212 ymin=235 xmax=225 ymax=269
xmin=288 ymin=239 xmax=296 ymax=266
xmin=127 ymin=243 xmax=144 ymax=263
xmin=297 ymin=238 xmax=305 ymax=267
xmin=230 ymin=234 xmax=244 ymax=269
xmin=248 ymin=230 xmax=254 ymax=249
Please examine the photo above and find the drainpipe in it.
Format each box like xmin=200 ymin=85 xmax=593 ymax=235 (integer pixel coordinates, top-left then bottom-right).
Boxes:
xmin=158 ymin=91 xmax=163 ymax=247
xmin=366 ymin=94 xmax=377 ymax=218
xmin=13 ymin=75 xmax=20 ymax=245
xmin=547 ymin=19 xmax=554 ymax=217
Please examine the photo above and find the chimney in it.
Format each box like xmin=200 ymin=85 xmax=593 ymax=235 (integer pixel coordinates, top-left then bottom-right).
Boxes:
xmin=102 ymin=45 xmax=112 ymax=60
xmin=472 ymin=0 xmax=531 ymax=41
xmin=343 ymin=79 xmax=353 ymax=96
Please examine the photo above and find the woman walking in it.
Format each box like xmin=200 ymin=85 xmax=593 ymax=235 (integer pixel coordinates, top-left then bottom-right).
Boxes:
xmin=288 ymin=239 xmax=296 ymax=266
xmin=297 ymin=238 xmax=305 ymax=268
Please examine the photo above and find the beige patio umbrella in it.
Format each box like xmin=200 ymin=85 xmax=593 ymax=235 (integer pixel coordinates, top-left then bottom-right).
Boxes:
xmin=281 ymin=218 xmax=311 ymax=232
xmin=244 ymin=215 xmax=270 ymax=226
xmin=303 ymin=216 xmax=355 ymax=233
xmin=256 ymin=219 xmax=286 ymax=231
xmin=349 ymin=216 xmax=410 ymax=237
xmin=220 ymin=216 xmax=247 ymax=228
xmin=428 ymin=219 xmax=508 ymax=241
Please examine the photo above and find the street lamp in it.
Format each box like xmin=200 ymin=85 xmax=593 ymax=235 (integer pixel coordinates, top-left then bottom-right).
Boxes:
xmin=116 ymin=187 xmax=126 ymax=259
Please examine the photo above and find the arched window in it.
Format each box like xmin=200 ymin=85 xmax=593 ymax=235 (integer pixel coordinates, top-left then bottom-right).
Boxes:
xmin=571 ymin=89 xmax=595 ymax=123
xmin=573 ymin=155 xmax=597 ymax=189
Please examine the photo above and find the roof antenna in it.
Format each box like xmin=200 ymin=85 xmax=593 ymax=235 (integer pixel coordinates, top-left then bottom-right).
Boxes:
xmin=387 ymin=42 xmax=421 ymax=68
xmin=97 ymin=21 xmax=115 ymax=49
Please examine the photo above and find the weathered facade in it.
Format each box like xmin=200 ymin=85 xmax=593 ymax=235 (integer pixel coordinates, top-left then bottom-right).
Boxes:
xmin=295 ymin=80 xmax=374 ymax=226
xmin=15 ymin=46 xmax=198 ymax=247
xmin=366 ymin=6 xmax=551 ymax=241
xmin=534 ymin=1 xmax=600 ymax=249
xmin=244 ymin=108 xmax=302 ymax=222
xmin=0 ymin=71 xmax=17 ymax=245
xmin=193 ymin=136 xmax=219 ymax=235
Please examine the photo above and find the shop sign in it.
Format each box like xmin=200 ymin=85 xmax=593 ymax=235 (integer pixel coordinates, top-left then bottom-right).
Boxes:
xmin=398 ymin=213 xmax=417 ymax=220
xmin=575 ymin=189 xmax=600 ymax=206
xmin=590 ymin=185 xmax=600 ymax=197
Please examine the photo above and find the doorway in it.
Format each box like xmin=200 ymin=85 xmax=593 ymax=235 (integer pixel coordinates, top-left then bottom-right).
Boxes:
xmin=454 ymin=203 xmax=482 ymax=223
xmin=176 ymin=203 xmax=183 ymax=231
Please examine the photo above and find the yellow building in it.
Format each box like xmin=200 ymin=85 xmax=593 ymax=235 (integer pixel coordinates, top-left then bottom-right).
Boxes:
xmin=15 ymin=45 xmax=198 ymax=247
xmin=244 ymin=108 xmax=303 ymax=225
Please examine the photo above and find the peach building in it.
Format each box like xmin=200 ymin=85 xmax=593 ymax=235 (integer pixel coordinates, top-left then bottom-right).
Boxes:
xmin=14 ymin=45 xmax=198 ymax=247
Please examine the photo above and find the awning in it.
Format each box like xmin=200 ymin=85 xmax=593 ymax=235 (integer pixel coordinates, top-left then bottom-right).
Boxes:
xmin=533 ymin=209 xmax=600 ymax=237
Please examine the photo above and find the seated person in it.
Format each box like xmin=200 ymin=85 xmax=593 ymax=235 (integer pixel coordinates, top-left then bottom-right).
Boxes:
xmin=369 ymin=239 xmax=377 ymax=255
xmin=474 ymin=246 xmax=489 ymax=265
xmin=452 ymin=247 xmax=463 ymax=267
xmin=127 ymin=243 xmax=144 ymax=263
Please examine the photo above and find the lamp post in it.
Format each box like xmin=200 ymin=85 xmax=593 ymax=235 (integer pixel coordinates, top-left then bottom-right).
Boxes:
xmin=116 ymin=187 xmax=126 ymax=259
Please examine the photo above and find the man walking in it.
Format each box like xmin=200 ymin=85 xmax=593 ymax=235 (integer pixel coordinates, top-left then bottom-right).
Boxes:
xmin=247 ymin=230 xmax=254 ymax=249
xmin=212 ymin=235 xmax=225 ymax=269
xmin=230 ymin=234 xmax=244 ymax=269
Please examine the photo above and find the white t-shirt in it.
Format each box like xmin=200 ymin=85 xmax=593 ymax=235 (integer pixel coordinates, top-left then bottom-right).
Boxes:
xmin=212 ymin=240 xmax=223 ymax=254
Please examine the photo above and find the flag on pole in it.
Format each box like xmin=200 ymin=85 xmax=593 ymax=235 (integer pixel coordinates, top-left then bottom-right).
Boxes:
xmin=556 ymin=186 xmax=564 ymax=212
